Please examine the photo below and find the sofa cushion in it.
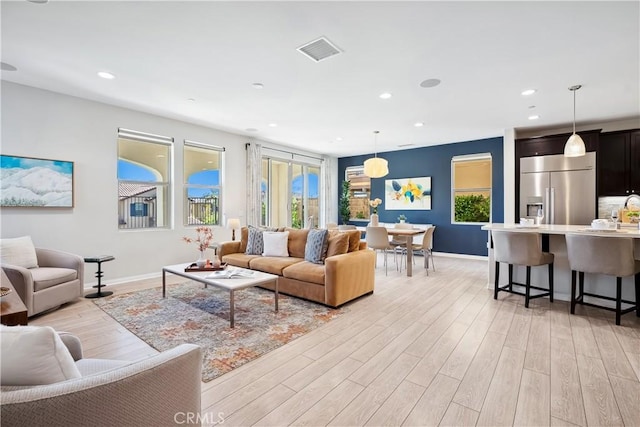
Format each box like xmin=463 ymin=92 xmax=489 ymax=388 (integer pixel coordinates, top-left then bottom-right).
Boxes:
xmin=327 ymin=232 xmax=350 ymax=258
xmin=0 ymin=236 xmax=38 ymax=268
xmin=31 ymin=267 xmax=78 ymax=292
xmin=249 ymin=256 xmax=303 ymax=276
xmin=222 ymin=253 xmax=261 ymax=269
xmin=262 ymin=231 xmax=289 ymax=257
xmin=282 ymin=261 xmax=326 ymax=286
xmin=305 ymin=229 xmax=329 ymax=264
xmin=239 ymin=227 xmax=249 ymax=253
xmin=344 ymin=230 xmax=362 ymax=252
xmin=0 ymin=325 xmax=82 ymax=386
xmin=285 ymin=228 xmax=310 ymax=258
xmin=245 ymin=227 xmax=264 ymax=255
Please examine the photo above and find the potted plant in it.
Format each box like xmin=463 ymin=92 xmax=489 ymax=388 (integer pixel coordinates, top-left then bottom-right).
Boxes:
xmin=339 ymin=180 xmax=351 ymax=225
xmin=397 ymin=214 xmax=407 ymax=223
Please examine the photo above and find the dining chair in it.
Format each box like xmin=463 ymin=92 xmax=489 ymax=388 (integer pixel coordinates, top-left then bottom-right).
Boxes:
xmin=365 ymin=226 xmax=398 ymax=275
xmin=405 ymin=225 xmax=436 ymax=274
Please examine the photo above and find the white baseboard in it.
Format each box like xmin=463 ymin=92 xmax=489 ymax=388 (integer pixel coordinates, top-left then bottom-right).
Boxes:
xmin=433 ymin=251 xmax=487 ymax=261
xmin=83 ymin=271 xmax=161 ymax=289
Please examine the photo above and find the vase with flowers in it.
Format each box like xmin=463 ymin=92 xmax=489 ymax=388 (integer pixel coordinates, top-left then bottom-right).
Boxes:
xmin=369 ymin=198 xmax=382 ymax=226
xmin=183 ymin=226 xmax=214 ymax=268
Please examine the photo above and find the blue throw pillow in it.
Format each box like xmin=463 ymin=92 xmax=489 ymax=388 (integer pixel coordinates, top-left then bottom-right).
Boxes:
xmin=245 ymin=227 xmax=264 ymax=255
xmin=304 ymin=229 xmax=329 ymax=264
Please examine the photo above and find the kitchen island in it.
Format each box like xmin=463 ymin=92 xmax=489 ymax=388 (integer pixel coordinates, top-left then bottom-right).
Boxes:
xmin=482 ymin=223 xmax=640 ymax=303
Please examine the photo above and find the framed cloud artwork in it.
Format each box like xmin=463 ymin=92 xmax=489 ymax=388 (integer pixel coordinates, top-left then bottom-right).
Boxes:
xmin=385 ymin=176 xmax=431 ymax=210
xmin=1 ymin=155 xmax=74 ymax=208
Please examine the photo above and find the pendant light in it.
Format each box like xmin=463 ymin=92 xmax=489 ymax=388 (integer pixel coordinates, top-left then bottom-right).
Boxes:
xmin=564 ymin=84 xmax=586 ymax=157
xmin=363 ymin=131 xmax=389 ymax=178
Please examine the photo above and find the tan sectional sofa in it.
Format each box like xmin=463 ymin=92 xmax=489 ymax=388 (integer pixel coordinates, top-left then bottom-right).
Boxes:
xmin=218 ymin=227 xmax=375 ymax=307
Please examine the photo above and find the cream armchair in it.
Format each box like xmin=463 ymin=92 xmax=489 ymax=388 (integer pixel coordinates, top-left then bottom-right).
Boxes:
xmin=1 ymin=331 xmax=203 ymax=427
xmin=2 ymin=248 xmax=84 ymax=316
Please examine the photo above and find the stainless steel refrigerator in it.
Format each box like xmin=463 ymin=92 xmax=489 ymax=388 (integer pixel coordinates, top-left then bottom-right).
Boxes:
xmin=520 ymin=152 xmax=596 ymax=225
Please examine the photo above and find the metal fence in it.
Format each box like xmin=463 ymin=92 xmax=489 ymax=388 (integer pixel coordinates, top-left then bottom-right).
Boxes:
xmin=186 ymin=197 xmax=220 ymax=225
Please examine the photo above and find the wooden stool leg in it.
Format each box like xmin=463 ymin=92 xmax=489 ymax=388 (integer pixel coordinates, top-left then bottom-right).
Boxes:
xmin=525 ymin=266 xmax=531 ymax=308
xmin=494 ymin=262 xmax=500 ymax=300
xmin=616 ymin=277 xmax=622 ymax=326
xmin=548 ymin=263 xmax=554 ymax=302
xmin=578 ymin=272 xmax=584 ymax=302
xmin=570 ymin=270 xmax=577 ymax=314
xmin=634 ymin=273 xmax=640 ymax=317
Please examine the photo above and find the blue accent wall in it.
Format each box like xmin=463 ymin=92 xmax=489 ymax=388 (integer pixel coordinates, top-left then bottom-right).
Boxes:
xmin=338 ymin=137 xmax=504 ymax=256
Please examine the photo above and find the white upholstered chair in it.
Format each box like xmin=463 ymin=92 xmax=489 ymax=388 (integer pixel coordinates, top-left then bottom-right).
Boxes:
xmin=1 ymin=237 xmax=84 ymax=316
xmin=1 ymin=326 xmax=202 ymax=427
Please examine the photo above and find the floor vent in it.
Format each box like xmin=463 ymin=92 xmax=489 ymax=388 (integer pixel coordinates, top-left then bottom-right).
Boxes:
xmin=297 ymin=37 xmax=342 ymax=62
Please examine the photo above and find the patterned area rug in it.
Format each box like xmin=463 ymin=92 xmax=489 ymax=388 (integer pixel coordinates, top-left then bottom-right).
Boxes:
xmin=93 ymin=282 xmax=344 ymax=382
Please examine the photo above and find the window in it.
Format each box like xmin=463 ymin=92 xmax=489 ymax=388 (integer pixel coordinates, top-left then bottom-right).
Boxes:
xmin=184 ymin=141 xmax=223 ymax=226
xmin=452 ymin=153 xmax=492 ymax=224
xmin=345 ymin=166 xmax=371 ymax=221
xmin=117 ymin=128 xmax=172 ymax=229
xmin=262 ymin=153 xmax=322 ymax=229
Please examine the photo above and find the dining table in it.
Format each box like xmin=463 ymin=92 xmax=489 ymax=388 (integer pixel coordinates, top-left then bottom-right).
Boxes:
xmin=357 ymin=226 xmax=426 ymax=277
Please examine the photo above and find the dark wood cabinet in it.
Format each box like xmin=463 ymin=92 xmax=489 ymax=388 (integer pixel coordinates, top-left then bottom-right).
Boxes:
xmin=516 ymin=129 xmax=599 ymax=158
xmin=629 ymin=130 xmax=640 ymax=193
xmin=597 ymin=129 xmax=640 ymax=196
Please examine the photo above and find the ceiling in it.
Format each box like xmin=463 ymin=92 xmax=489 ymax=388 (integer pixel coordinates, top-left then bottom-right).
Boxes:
xmin=2 ymin=1 xmax=639 ymax=157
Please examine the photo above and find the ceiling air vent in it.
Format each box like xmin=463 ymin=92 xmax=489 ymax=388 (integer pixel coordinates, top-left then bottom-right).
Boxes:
xmin=297 ymin=37 xmax=342 ymax=62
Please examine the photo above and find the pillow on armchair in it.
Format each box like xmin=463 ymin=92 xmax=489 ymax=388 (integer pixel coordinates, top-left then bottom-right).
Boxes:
xmin=0 ymin=325 xmax=81 ymax=386
xmin=0 ymin=236 xmax=38 ymax=268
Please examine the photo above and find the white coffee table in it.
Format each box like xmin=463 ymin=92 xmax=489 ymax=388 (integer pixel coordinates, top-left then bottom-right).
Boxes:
xmin=162 ymin=263 xmax=279 ymax=328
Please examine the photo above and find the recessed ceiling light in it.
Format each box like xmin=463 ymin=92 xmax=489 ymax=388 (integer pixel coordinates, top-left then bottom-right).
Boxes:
xmin=521 ymin=89 xmax=536 ymax=96
xmin=246 ymin=128 xmax=258 ymax=132
xmin=207 ymin=161 xmax=213 ymax=164
xmin=528 ymin=105 xmax=536 ymax=109
xmin=528 ymin=115 xmax=540 ymax=120
xmin=420 ymin=78 xmax=441 ymax=88
xmin=27 ymin=0 xmax=49 ymax=3
xmin=268 ymin=123 xmax=277 ymax=127
xmin=0 ymin=62 xmax=17 ymax=71
xmin=379 ymin=92 xmax=392 ymax=99
xmin=187 ymin=98 xmax=196 ymax=102
xmin=97 ymin=71 xmax=115 ymax=80
xmin=252 ymin=83 xmax=264 ymax=89
xmin=156 ymin=154 xmax=165 ymax=158
xmin=336 ymin=137 xmax=343 ymax=141
xmin=414 ymin=122 xmax=424 ymax=127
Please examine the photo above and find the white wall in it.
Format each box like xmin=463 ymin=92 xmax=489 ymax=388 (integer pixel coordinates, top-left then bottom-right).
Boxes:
xmin=1 ymin=82 xmax=250 ymax=284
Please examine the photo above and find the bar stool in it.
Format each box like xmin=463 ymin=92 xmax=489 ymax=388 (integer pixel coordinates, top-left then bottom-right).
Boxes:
xmin=565 ymin=234 xmax=640 ymax=325
xmin=492 ymin=230 xmax=554 ymax=308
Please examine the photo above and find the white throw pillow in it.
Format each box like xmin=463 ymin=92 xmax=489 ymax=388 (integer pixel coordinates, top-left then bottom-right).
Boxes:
xmin=0 ymin=325 xmax=82 ymax=386
xmin=262 ymin=231 xmax=289 ymax=257
xmin=0 ymin=236 xmax=38 ymax=268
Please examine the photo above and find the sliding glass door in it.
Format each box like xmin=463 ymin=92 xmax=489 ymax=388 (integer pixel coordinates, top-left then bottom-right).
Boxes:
xmin=262 ymin=158 xmax=320 ymax=229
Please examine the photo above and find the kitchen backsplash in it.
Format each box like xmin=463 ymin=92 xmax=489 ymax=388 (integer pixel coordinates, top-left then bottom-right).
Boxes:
xmin=598 ymin=196 xmax=632 ymax=219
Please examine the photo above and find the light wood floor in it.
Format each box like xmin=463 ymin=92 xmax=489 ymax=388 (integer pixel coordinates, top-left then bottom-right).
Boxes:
xmin=31 ymin=255 xmax=640 ymax=426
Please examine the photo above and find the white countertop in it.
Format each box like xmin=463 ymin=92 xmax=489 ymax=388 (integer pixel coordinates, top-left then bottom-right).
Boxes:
xmin=481 ymin=223 xmax=640 ymax=238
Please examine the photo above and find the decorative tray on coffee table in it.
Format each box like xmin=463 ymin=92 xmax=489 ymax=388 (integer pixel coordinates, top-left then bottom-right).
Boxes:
xmin=184 ymin=262 xmax=227 ymax=272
